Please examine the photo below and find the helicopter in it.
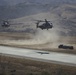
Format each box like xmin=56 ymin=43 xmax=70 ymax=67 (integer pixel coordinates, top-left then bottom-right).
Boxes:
xmin=1 ymin=20 xmax=10 ymax=27
xmin=35 ymin=19 xmax=53 ymax=30
xmin=1 ymin=20 xmax=24 ymax=28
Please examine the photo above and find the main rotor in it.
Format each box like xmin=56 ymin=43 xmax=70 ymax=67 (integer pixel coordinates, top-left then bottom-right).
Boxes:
xmin=33 ymin=19 xmax=51 ymax=23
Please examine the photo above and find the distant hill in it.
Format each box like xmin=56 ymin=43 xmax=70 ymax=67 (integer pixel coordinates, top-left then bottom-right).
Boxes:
xmin=0 ymin=2 xmax=76 ymax=36
xmin=0 ymin=2 xmax=51 ymax=19
xmin=0 ymin=0 xmax=76 ymax=19
xmin=51 ymin=4 xmax=76 ymax=36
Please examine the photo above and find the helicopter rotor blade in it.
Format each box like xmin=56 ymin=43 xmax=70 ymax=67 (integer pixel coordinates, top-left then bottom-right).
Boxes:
xmin=33 ymin=19 xmax=51 ymax=22
xmin=33 ymin=19 xmax=45 ymax=22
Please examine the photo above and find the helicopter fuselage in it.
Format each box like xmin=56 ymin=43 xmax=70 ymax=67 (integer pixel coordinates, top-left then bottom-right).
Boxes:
xmin=37 ymin=23 xmax=53 ymax=30
xmin=1 ymin=21 xmax=10 ymax=27
xmin=35 ymin=19 xmax=53 ymax=30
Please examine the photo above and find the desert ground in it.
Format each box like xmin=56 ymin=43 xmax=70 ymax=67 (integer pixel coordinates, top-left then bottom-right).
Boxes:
xmin=0 ymin=32 xmax=76 ymax=54
xmin=0 ymin=55 xmax=76 ymax=75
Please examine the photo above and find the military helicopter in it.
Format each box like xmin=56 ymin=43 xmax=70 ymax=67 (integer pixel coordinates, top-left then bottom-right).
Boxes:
xmin=1 ymin=20 xmax=10 ymax=27
xmin=35 ymin=19 xmax=53 ymax=30
xmin=1 ymin=20 xmax=24 ymax=27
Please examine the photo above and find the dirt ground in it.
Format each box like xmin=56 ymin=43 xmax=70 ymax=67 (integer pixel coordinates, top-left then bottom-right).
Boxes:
xmin=0 ymin=32 xmax=76 ymax=75
xmin=0 ymin=55 xmax=76 ymax=75
xmin=0 ymin=32 xmax=76 ymax=54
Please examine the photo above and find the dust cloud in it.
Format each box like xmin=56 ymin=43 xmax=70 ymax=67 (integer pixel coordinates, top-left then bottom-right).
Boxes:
xmin=2 ymin=28 xmax=60 ymax=48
